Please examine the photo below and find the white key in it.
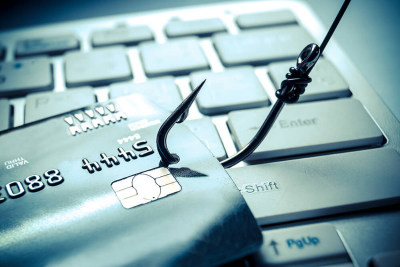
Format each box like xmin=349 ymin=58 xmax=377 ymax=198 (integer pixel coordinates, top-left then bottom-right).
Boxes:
xmin=227 ymin=148 xmax=400 ymax=225
xmin=252 ymin=224 xmax=350 ymax=266
xmin=268 ymin=58 xmax=350 ymax=102
xmin=0 ymin=57 xmax=53 ymax=97
xmin=228 ymin=99 xmax=383 ymax=161
xmin=65 ymin=47 xmax=132 ymax=87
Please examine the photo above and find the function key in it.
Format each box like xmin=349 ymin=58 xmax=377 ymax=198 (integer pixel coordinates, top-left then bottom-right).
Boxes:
xmin=213 ymin=26 xmax=314 ymax=67
xmin=110 ymin=77 xmax=182 ymax=112
xmin=236 ymin=10 xmax=297 ymax=29
xmin=0 ymin=57 xmax=53 ymax=97
xmin=165 ymin=18 xmax=226 ymax=38
xmin=15 ymin=35 xmax=80 ymax=58
xmin=65 ymin=47 xmax=132 ymax=88
xmin=25 ymin=87 xmax=95 ymax=123
xmin=91 ymin=25 xmax=154 ymax=47
xmin=140 ymin=38 xmax=209 ymax=77
xmin=190 ymin=67 xmax=270 ymax=115
xmin=0 ymin=99 xmax=11 ymax=131
xmin=268 ymin=58 xmax=350 ymax=102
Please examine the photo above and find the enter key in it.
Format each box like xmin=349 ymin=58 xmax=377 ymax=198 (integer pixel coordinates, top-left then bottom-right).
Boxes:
xmin=252 ymin=224 xmax=351 ymax=266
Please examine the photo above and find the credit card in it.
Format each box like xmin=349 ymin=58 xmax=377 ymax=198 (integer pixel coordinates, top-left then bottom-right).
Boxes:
xmin=0 ymin=94 xmax=262 ymax=267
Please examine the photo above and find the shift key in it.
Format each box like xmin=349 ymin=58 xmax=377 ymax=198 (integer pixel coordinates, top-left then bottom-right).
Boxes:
xmin=228 ymin=98 xmax=383 ymax=161
xmin=228 ymin=148 xmax=400 ymax=225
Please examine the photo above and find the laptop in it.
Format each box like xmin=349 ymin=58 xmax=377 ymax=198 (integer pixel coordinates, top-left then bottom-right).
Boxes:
xmin=0 ymin=1 xmax=399 ymax=266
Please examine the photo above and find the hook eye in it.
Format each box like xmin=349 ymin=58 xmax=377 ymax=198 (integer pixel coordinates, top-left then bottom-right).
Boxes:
xmin=297 ymin=43 xmax=320 ymax=76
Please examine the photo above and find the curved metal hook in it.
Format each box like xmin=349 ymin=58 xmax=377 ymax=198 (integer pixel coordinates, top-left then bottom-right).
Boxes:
xmin=156 ymin=79 xmax=206 ymax=166
xmin=155 ymin=0 xmax=350 ymax=169
xmin=220 ymin=44 xmax=319 ymax=169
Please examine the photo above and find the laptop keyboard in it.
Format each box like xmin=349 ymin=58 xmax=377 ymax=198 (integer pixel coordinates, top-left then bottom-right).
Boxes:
xmin=1 ymin=1 xmax=399 ymax=266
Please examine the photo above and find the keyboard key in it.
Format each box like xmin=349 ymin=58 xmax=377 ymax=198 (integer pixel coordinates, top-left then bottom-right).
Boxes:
xmin=251 ymin=224 xmax=349 ymax=266
xmin=184 ymin=117 xmax=226 ymax=160
xmin=140 ymin=38 xmax=209 ymax=77
xmin=213 ymin=26 xmax=314 ymax=67
xmin=227 ymin=148 xmax=400 ymax=225
xmin=92 ymin=25 xmax=153 ymax=47
xmin=236 ymin=10 xmax=297 ymax=29
xmin=25 ymin=88 xmax=95 ymax=123
xmin=190 ymin=67 xmax=270 ymax=115
xmin=228 ymin=98 xmax=383 ymax=160
xmin=0 ymin=57 xmax=53 ymax=97
xmin=370 ymin=251 xmax=400 ymax=267
xmin=0 ymin=98 xmax=10 ymax=131
xmin=15 ymin=35 xmax=79 ymax=58
xmin=165 ymin=18 xmax=226 ymax=37
xmin=0 ymin=45 xmax=5 ymax=61
xmin=110 ymin=77 xmax=182 ymax=112
xmin=269 ymin=58 xmax=350 ymax=102
xmin=65 ymin=47 xmax=132 ymax=88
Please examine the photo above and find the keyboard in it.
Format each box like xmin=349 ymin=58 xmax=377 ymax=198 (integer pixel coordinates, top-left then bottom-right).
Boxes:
xmin=1 ymin=1 xmax=400 ymax=266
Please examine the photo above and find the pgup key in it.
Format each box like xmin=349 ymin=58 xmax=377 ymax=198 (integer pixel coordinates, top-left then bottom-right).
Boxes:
xmin=251 ymin=224 xmax=351 ymax=266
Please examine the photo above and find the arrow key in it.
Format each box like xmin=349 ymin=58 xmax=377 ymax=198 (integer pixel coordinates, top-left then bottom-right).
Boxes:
xmin=251 ymin=223 xmax=351 ymax=266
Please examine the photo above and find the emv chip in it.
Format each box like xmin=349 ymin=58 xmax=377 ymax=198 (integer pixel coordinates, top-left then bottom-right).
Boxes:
xmin=111 ymin=167 xmax=181 ymax=209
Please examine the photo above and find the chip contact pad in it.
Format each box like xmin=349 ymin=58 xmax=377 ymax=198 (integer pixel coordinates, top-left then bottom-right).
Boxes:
xmin=111 ymin=167 xmax=181 ymax=209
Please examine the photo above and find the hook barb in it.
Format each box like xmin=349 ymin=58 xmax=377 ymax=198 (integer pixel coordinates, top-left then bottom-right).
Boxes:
xmin=156 ymin=79 xmax=206 ymax=166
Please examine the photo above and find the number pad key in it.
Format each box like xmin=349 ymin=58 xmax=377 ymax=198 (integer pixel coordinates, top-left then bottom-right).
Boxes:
xmin=236 ymin=10 xmax=297 ymax=29
xmin=110 ymin=77 xmax=182 ymax=112
xmin=15 ymin=35 xmax=80 ymax=58
xmin=0 ymin=57 xmax=53 ymax=97
xmin=25 ymin=87 xmax=95 ymax=123
xmin=65 ymin=47 xmax=132 ymax=88
xmin=165 ymin=18 xmax=226 ymax=37
xmin=140 ymin=38 xmax=209 ymax=77
xmin=190 ymin=67 xmax=270 ymax=115
xmin=213 ymin=26 xmax=314 ymax=67
xmin=268 ymin=58 xmax=350 ymax=102
xmin=92 ymin=25 xmax=154 ymax=47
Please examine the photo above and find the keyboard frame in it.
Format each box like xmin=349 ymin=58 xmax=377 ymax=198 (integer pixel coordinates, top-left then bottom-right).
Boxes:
xmin=1 ymin=1 xmax=399 ymax=266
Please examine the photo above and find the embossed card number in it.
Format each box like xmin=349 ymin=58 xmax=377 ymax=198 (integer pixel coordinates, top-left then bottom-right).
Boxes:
xmin=82 ymin=140 xmax=154 ymax=174
xmin=0 ymin=169 xmax=64 ymax=204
